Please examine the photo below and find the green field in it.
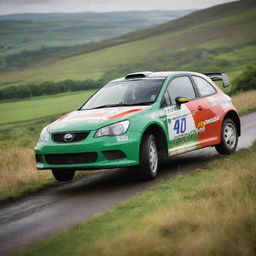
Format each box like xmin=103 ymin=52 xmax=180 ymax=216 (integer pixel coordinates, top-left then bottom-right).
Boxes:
xmin=0 ymin=90 xmax=95 ymax=128
xmin=0 ymin=0 xmax=255 ymax=87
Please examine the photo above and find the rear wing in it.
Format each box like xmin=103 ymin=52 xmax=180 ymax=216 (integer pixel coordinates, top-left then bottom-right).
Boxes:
xmin=204 ymin=73 xmax=230 ymax=87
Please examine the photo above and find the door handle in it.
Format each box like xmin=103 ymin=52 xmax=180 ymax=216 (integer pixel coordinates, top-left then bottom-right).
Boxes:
xmin=197 ymin=105 xmax=203 ymax=111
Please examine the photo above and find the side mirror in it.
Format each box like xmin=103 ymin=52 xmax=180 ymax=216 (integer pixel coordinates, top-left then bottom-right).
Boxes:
xmin=175 ymin=97 xmax=189 ymax=104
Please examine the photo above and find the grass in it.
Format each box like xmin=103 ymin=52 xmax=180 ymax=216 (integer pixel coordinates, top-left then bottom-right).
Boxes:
xmin=232 ymin=90 xmax=256 ymax=115
xmin=16 ymin=142 xmax=256 ymax=256
xmin=0 ymin=147 xmax=100 ymax=202
xmin=0 ymin=147 xmax=55 ymax=201
xmin=0 ymin=90 xmax=95 ymax=128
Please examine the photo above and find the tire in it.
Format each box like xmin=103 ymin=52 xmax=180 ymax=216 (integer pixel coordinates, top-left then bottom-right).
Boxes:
xmin=52 ymin=169 xmax=75 ymax=181
xmin=215 ymin=118 xmax=238 ymax=155
xmin=138 ymin=134 xmax=159 ymax=180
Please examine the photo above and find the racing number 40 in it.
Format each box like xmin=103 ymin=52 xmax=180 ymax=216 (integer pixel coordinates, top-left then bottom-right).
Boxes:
xmin=174 ymin=118 xmax=186 ymax=134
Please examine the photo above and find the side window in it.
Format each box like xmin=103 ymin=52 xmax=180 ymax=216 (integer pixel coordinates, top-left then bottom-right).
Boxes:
xmin=167 ymin=76 xmax=196 ymax=104
xmin=193 ymin=76 xmax=216 ymax=97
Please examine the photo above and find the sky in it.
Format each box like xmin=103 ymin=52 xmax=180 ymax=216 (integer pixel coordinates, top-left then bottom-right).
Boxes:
xmin=0 ymin=0 xmax=237 ymax=15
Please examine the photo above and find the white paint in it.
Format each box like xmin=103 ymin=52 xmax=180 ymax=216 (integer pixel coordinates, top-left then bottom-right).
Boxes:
xmin=165 ymin=104 xmax=196 ymax=141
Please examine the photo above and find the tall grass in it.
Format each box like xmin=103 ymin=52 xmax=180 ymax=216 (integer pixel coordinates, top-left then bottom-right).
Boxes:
xmin=0 ymin=147 xmax=99 ymax=202
xmin=95 ymin=147 xmax=256 ymax=256
xmin=0 ymin=148 xmax=54 ymax=201
xmin=232 ymin=89 xmax=256 ymax=115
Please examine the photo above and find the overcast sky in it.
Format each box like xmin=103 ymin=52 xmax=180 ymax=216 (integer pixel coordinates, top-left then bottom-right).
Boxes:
xmin=0 ymin=0 xmax=236 ymax=15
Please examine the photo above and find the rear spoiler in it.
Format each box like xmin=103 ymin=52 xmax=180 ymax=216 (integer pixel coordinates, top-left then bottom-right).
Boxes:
xmin=204 ymin=73 xmax=230 ymax=87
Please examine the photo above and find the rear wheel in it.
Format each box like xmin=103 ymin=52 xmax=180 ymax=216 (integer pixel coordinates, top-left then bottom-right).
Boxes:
xmin=52 ymin=169 xmax=75 ymax=181
xmin=215 ymin=118 xmax=238 ymax=155
xmin=138 ymin=134 xmax=158 ymax=180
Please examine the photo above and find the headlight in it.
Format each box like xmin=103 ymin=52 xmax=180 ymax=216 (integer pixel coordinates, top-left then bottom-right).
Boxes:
xmin=94 ymin=120 xmax=130 ymax=138
xmin=39 ymin=126 xmax=50 ymax=143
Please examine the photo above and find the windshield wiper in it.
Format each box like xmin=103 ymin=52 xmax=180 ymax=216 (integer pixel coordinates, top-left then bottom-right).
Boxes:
xmin=123 ymin=101 xmax=154 ymax=106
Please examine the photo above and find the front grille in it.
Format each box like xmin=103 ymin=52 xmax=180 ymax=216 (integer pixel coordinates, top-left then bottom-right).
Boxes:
xmin=52 ymin=131 xmax=90 ymax=143
xmin=102 ymin=150 xmax=126 ymax=160
xmin=44 ymin=152 xmax=97 ymax=165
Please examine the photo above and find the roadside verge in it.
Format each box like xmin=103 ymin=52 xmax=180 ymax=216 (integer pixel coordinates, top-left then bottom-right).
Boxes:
xmin=17 ymin=142 xmax=256 ymax=256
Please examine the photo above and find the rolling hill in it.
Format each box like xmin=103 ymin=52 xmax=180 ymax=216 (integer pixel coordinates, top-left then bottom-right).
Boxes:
xmin=0 ymin=10 xmax=195 ymax=57
xmin=0 ymin=0 xmax=255 ymax=87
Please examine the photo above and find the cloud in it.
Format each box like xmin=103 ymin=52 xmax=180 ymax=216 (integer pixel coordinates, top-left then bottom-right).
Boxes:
xmin=0 ymin=0 xmax=236 ymax=15
xmin=0 ymin=0 xmax=53 ymax=3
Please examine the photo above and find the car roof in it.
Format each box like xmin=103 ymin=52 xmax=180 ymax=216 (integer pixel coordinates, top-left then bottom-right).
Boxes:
xmin=111 ymin=71 xmax=206 ymax=82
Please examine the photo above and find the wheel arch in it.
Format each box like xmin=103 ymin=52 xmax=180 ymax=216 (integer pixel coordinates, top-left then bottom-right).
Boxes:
xmin=140 ymin=123 xmax=168 ymax=161
xmin=223 ymin=110 xmax=241 ymax=136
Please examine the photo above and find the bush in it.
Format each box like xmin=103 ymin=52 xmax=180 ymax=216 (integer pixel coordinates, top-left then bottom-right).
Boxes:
xmin=231 ymin=64 xmax=256 ymax=94
xmin=0 ymin=86 xmax=17 ymax=99
xmin=0 ymin=79 xmax=101 ymax=100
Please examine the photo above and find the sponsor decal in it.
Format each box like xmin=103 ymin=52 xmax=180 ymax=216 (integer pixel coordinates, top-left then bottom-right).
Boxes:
xmin=165 ymin=105 xmax=179 ymax=114
xmin=197 ymin=116 xmax=219 ymax=128
xmin=171 ymin=127 xmax=205 ymax=147
xmin=209 ymin=96 xmax=232 ymax=109
xmin=116 ymin=136 xmax=128 ymax=142
xmin=205 ymin=115 xmax=220 ymax=124
xmin=165 ymin=104 xmax=196 ymax=141
xmin=197 ymin=121 xmax=205 ymax=128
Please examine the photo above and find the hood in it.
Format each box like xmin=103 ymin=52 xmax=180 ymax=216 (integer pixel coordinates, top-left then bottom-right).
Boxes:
xmin=48 ymin=106 xmax=149 ymax=133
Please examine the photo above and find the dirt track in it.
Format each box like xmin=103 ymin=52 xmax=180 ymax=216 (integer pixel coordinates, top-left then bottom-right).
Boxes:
xmin=0 ymin=112 xmax=255 ymax=255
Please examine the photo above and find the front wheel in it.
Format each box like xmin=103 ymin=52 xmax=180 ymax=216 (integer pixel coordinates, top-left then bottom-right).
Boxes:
xmin=52 ymin=169 xmax=75 ymax=181
xmin=215 ymin=118 xmax=238 ymax=155
xmin=138 ymin=134 xmax=159 ymax=180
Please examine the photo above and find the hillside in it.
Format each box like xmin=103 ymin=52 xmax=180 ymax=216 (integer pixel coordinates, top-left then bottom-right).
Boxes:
xmin=0 ymin=0 xmax=255 ymax=87
xmin=0 ymin=10 xmax=194 ymax=58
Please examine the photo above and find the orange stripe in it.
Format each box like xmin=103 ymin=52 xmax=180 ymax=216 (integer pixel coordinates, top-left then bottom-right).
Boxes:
xmin=58 ymin=114 xmax=69 ymax=120
xmin=75 ymin=112 xmax=107 ymax=118
xmin=108 ymin=109 xmax=142 ymax=119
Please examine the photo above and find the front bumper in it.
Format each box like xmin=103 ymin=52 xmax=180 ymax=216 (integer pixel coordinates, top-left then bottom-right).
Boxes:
xmin=34 ymin=130 xmax=141 ymax=170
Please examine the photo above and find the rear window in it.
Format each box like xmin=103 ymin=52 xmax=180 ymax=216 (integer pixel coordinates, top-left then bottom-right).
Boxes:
xmin=193 ymin=76 xmax=216 ymax=97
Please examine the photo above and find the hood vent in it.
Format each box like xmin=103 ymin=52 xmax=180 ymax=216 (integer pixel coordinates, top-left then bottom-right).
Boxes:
xmin=125 ymin=71 xmax=152 ymax=79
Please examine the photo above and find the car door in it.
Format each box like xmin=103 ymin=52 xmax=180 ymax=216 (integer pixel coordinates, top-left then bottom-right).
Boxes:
xmin=163 ymin=76 xmax=200 ymax=156
xmin=190 ymin=75 xmax=221 ymax=147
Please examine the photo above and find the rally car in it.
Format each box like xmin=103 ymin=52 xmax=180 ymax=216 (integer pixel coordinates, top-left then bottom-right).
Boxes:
xmin=35 ymin=71 xmax=240 ymax=181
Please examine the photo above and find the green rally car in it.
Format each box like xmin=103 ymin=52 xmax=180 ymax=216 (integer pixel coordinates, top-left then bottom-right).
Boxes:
xmin=35 ymin=71 xmax=240 ymax=181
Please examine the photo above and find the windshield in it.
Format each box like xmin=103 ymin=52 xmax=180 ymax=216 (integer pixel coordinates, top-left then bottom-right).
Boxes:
xmin=81 ymin=79 xmax=164 ymax=110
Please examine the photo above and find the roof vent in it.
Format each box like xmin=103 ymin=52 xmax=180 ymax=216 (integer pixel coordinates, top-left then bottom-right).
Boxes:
xmin=125 ymin=71 xmax=152 ymax=79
